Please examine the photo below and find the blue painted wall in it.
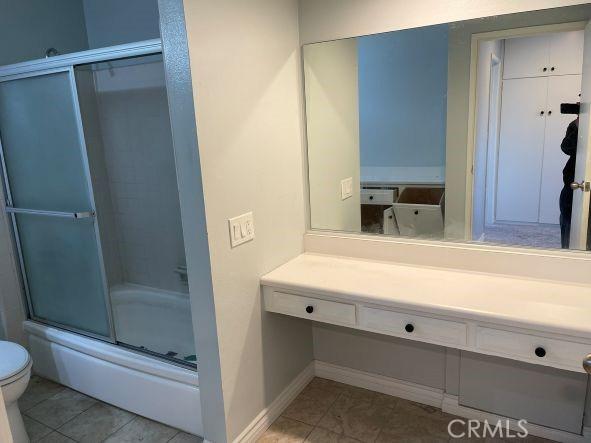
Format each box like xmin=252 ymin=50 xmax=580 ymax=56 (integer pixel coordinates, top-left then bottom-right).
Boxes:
xmin=358 ymin=25 xmax=449 ymax=167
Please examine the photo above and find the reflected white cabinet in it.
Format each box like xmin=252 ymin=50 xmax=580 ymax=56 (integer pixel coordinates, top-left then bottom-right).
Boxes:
xmin=496 ymin=75 xmax=581 ymax=224
xmin=496 ymin=77 xmax=548 ymax=223
xmin=496 ymin=30 xmax=584 ymax=224
xmin=503 ymin=31 xmax=584 ymax=79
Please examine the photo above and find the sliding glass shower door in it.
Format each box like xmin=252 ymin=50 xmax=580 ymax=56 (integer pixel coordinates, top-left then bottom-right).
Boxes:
xmin=0 ymin=69 xmax=112 ymax=338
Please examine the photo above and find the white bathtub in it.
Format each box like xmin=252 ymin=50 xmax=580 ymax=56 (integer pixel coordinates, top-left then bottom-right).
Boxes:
xmin=110 ymin=283 xmax=196 ymax=362
xmin=24 ymin=318 xmax=202 ymax=435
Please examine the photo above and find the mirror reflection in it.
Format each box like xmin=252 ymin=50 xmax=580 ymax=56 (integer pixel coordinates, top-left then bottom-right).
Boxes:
xmin=304 ymin=5 xmax=591 ymax=251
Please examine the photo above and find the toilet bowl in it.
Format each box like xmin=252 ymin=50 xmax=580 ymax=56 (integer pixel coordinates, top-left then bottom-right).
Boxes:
xmin=0 ymin=341 xmax=32 ymax=443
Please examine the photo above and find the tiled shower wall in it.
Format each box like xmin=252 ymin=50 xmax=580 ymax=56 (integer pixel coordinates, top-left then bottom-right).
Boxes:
xmin=79 ymin=58 xmax=187 ymax=294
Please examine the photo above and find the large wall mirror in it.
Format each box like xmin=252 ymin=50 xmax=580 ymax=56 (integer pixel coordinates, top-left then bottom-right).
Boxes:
xmin=304 ymin=4 xmax=591 ymax=252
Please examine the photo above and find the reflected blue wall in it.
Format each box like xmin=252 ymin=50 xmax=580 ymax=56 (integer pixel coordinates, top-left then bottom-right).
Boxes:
xmin=358 ymin=25 xmax=449 ymax=167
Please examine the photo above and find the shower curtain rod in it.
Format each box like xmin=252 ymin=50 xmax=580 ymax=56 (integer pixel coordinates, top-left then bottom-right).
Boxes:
xmin=0 ymin=39 xmax=163 ymax=80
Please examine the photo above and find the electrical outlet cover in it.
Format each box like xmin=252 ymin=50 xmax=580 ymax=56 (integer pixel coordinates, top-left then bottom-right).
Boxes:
xmin=341 ymin=177 xmax=353 ymax=200
xmin=228 ymin=212 xmax=255 ymax=248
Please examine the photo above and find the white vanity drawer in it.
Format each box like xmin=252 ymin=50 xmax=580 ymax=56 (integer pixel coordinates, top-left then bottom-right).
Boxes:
xmin=361 ymin=189 xmax=395 ymax=205
xmin=476 ymin=327 xmax=590 ymax=371
xmin=264 ymin=291 xmax=356 ymax=326
xmin=358 ymin=306 xmax=467 ymax=346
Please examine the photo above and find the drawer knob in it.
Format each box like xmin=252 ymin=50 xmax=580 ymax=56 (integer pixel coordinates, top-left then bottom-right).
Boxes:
xmin=305 ymin=305 xmax=314 ymax=314
xmin=535 ymin=347 xmax=546 ymax=358
xmin=405 ymin=323 xmax=414 ymax=333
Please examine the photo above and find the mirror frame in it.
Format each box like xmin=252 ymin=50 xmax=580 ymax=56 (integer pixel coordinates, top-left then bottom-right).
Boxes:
xmin=299 ymin=10 xmax=591 ymax=260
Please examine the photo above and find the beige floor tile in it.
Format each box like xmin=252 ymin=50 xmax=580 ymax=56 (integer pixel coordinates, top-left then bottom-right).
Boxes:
xmin=372 ymin=394 xmax=398 ymax=410
xmin=283 ymin=385 xmax=340 ymax=426
xmin=38 ymin=432 xmax=76 ymax=443
xmin=307 ymin=378 xmax=351 ymax=396
xmin=257 ymin=416 xmax=313 ymax=443
xmin=339 ymin=386 xmax=377 ymax=403
xmin=103 ymin=416 xmax=178 ymax=443
xmin=19 ymin=375 xmax=66 ymax=412
xmin=57 ymin=401 xmax=136 ymax=442
xmin=26 ymin=388 xmax=97 ymax=428
xmin=317 ymin=394 xmax=390 ymax=443
xmin=304 ymin=427 xmax=362 ymax=442
xmin=168 ymin=431 xmax=205 ymax=443
xmin=23 ymin=415 xmax=52 ymax=442
xmin=375 ymin=400 xmax=450 ymax=443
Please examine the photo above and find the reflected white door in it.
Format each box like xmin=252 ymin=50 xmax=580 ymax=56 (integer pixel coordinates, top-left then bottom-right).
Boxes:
xmin=570 ymin=21 xmax=591 ymax=249
xmin=496 ymin=77 xmax=548 ymax=223
xmin=539 ymin=74 xmax=581 ymax=224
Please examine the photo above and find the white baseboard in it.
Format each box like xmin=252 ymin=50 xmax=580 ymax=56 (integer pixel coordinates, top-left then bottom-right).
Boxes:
xmin=314 ymin=360 xmax=443 ymax=408
xmin=236 ymin=360 xmax=589 ymax=443
xmin=234 ymin=362 xmax=315 ymax=443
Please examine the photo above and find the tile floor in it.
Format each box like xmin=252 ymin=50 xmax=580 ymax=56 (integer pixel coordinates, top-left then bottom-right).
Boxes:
xmin=257 ymin=377 xmax=553 ymax=443
xmin=19 ymin=375 xmax=203 ymax=443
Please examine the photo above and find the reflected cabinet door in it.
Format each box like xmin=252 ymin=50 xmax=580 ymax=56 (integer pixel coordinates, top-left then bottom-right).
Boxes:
xmin=0 ymin=70 xmax=112 ymax=338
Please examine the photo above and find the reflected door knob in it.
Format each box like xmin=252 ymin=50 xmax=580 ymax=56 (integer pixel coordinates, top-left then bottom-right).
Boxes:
xmin=570 ymin=181 xmax=591 ymax=192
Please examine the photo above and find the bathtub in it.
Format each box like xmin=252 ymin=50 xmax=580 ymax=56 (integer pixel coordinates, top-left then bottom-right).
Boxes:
xmin=110 ymin=283 xmax=196 ymax=362
xmin=23 ymin=304 xmax=202 ymax=435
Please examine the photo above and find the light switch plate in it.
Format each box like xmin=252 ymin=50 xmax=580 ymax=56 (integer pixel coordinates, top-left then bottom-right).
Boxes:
xmin=341 ymin=177 xmax=353 ymax=200
xmin=229 ymin=212 xmax=255 ymax=248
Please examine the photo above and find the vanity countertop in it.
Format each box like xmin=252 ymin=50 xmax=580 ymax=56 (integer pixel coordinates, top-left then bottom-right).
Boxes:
xmin=261 ymin=253 xmax=591 ymax=340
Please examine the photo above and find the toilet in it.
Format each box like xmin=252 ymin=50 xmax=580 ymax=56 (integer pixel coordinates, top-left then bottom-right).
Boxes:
xmin=0 ymin=341 xmax=32 ymax=443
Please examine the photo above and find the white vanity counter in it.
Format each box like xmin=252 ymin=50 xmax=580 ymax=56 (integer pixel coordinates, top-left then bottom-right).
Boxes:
xmin=261 ymin=253 xmax=591 ymax=373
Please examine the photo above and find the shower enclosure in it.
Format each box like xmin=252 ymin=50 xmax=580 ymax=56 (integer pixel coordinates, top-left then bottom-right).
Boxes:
xmin=0 ymin=41 xmax=196 ymax=367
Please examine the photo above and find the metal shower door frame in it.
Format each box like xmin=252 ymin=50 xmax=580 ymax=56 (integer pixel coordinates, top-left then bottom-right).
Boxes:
xmin=0 ymin=40 xmax=163 ymax=343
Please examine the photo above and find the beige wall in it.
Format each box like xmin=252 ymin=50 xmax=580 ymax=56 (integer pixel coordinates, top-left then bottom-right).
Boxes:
xmin=298 ymin=0 xmax=589 ymax=44
xmin=304 ymin=39 xmax=361 ymax=232
xmin=182 ymin=1 xmax=314 ymax=441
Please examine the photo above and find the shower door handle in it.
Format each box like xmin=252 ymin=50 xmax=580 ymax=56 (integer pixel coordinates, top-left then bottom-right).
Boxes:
xmin=5 ymin=207 xmax=95 ymax=219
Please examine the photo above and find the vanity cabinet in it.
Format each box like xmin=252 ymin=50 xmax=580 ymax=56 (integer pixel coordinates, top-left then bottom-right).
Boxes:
xmin=503 ymin=31 xmax=584 ymax=79
xmin=261 ymin=253 xmax=591 ymax=374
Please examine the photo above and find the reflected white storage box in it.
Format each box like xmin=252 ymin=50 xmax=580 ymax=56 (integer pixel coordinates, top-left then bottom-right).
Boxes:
xmin=392 ymin=187 xmax=444 ymax=238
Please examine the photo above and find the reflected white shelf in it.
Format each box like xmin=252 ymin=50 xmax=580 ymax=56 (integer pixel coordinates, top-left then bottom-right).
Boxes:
xmin=361 ymin=166 xmax=445 ymax=186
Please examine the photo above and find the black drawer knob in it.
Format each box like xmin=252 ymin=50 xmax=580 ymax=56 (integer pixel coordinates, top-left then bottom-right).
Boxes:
xmin=305 ymin=305 xmax=314 ymax=314
xmin=543 ymin=67 xmax=548 ymax=72
xmin=535 ymin=347 xmax=546 ymax=358
xmin=369 ymin=195 xmax=374 ymax=200
xmin=405 ymin=323 xmax=414 ymax=333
